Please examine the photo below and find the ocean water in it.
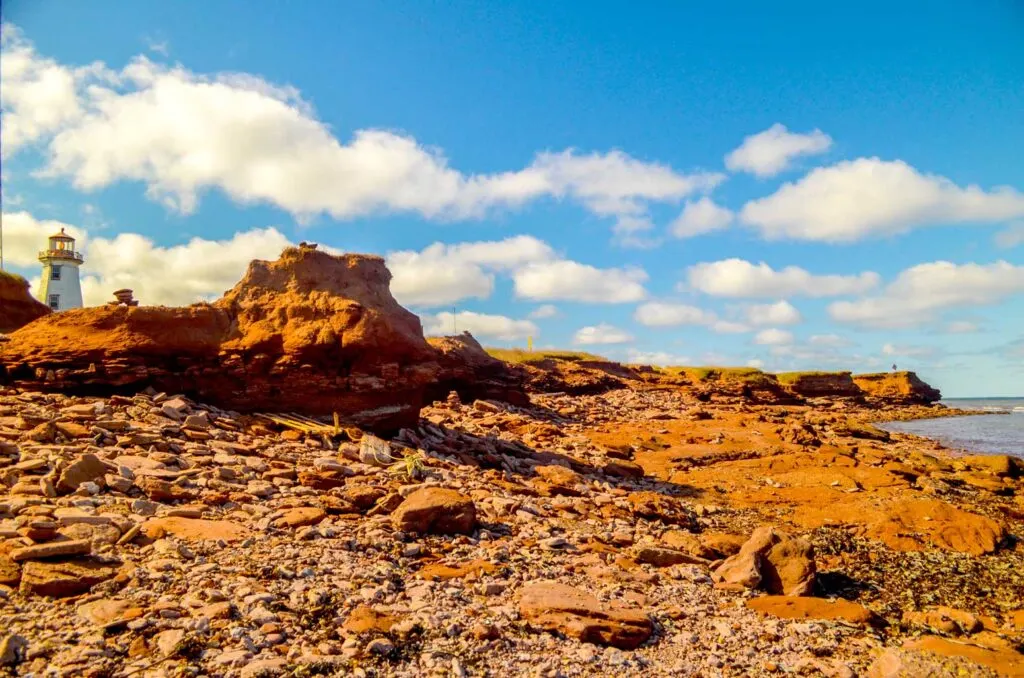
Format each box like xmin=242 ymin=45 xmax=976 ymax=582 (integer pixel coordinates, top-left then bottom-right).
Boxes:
xmin=879 ymin=398 xmax=1024 ymax=457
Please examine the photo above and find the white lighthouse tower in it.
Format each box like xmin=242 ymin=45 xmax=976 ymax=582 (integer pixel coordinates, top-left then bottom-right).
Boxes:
xmin=38 ymin=228 xmax=84 ymax=311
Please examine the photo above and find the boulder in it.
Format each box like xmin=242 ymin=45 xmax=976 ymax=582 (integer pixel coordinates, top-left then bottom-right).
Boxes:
xmin=712 ymin=526 xmax=816 ymax=596
xmin=0 ymin=247 xmax=442 ymax=432
xmin=390 ymin=488 xmax=477 ymax=535
xmin=0 ymin=271 xmax=50 ymax=334
xmin=518 ymin=581 xmax=653 ymax=650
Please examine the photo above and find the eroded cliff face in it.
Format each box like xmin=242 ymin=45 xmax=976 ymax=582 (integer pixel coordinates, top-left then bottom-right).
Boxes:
xmin=853 ymin=371 xmax=942 ymax=405
xmin=426 ymin=333 xmax=530 ymax=406
xmin=0 ymin=247 xmax=439 ymax=431
xmin=0 ymin=272 xmax=51 ymax=334
xmin=780 ymin=372 xmax=863 ymax=400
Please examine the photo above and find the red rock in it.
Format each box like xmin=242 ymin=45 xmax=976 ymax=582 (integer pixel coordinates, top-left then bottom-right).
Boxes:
xmin=853 ymin=371 xmax=941 ymax=405
xmin=518 ymin=581 xmax=653 ymax=650
xmin=868 ymin=636 xmax=1024 ymax=677
xmin=19 ymin=557 xmax=118 ymax=597
xmin=747 ymin=596 xmax=879 ymax=626
xmin=391 ymin=488 xmax=476 ymax=535
xmin=341 ymin=605 xmax=397 ymax=635
xmin=0 ymin=247 xmax=441 ymax=432
xmin=712 ymin=526 xmax=816 ymax=596
xmin=271 ymin=507 xmax=326 ymax=529
xmin=142 ymin=517 xmax=250 ymax=541
xmin=57 ymin=453 xmax=108 ymax=493
xmin=0 ymin=271 xmax=50 ymax=333
xmin=425 ymin=333 xmax=529 ymax=406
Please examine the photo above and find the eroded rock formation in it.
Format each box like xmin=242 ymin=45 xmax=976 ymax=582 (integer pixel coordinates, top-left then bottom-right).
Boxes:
xmin=854 ymin=371 xmax=942 ymax=404
xmin=0 ymin=247 xmax=439 ymax=431
xmin=426 ymin=333 xmax=529 ymax=406
xmin=0 ymin=272 xmax=50 ymax=334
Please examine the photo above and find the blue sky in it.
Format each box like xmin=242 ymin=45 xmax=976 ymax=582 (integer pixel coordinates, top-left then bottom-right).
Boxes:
xmin=2 ymin=1 xmax=1022 ymax=396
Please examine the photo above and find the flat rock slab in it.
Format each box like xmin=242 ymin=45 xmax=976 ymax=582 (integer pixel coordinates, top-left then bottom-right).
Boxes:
xmin=19 ymin=558 xmax=118 ymax=597
xmin=271 ymin=507 xmax=326 ymax=529
xmin=868 ymin=636 xmax=1023 ymax=677
xmin=142 ymin=517 xmax=250 ymax=542
xmin=518 ymin=581 xmax=653 ymax=650
xmin=746 ymin=596 xmax=879 ymax=626
xmin=78 ymin=598 xmax=146 ymax=628
xmin=11 ymin=539 xmax=92 ymax=562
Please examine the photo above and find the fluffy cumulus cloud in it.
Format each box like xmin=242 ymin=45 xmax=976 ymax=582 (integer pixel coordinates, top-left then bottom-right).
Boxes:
xmin=741 ymin=158 xmax=1024 ymax=242
xmin=573 ymin=323 xmax=634 ymax=345
xmin=513 ymin=260 xmax=648 ymax=303
xmin=634 ymin=301 xmax=715 ymax=327
xmin=829 ymin=260 xmax=1024 ymax=328
xmin=753 ymin=328 xmax=794 ymax=346
xmin=1 ymin=26 xmax=721 ymax=238
xmin=686 ymin=259 xmax=879 ymax=298
xmin=669 ymin=197 xmax=733 ymax=239
xmin=386 ymin=235 xmax=553 ymax=307
xmin=78 ymin=228 xmax=292 ymax=306
xmin=724 ymin=123 xmax=832 ymax=178
xmin=421 ymin=311 xmax=537 ymax=341
xmin=995 ymin=222 xmax=1024 ymax=249
xmin=744 ymin=300 xmax=802 ymax=326
xmin=881 ymin=343 xmax=936 ymax=358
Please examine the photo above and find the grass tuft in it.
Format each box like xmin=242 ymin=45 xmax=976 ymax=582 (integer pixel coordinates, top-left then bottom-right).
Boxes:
xmin=484 ymin=348 xmax=608 ymax=364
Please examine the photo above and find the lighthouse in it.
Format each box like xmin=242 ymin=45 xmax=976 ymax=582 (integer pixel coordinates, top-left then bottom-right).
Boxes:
xmin=38 ymin=228 xmax=84 ymax=311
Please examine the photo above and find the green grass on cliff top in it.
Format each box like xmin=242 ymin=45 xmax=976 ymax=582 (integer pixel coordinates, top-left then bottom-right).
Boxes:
xmin=775 ymin=370 xmax=850 ymax=384
xmin=484 ymin=348 xmax=609 ymax=364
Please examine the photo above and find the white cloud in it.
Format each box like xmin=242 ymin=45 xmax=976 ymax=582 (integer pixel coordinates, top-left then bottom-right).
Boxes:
xmin=626 ymin=349 xmax=692 ymax=366
xmin=386 ymin=235 xmax=553 ymax=307
xmin=79 ymin=228 xmax=292 ymax=306
xmin=513 ymin=260 xmax=648 ymax=303
xmin=421 ymin=311 xmax=537 ymax=341
xmin=0 ymin=25 xmax=94 ymax=156
xmin=634 ymin=301 xmax=715 ymax=327
xmin=724 ymin=124 xmax=832 ymax=178
xmin=995 ymin=222 xmax=1024 ymax=249
xmin=528 ymin=304 xmax=559 ymax=319
xmin=669 ymin=197 xmax=733 ymax=239
xmin=573 ymin=323 xmax=634 ymax=345
xmin=746 ymin=359 xmax=765 ymax=369
xmin=829 ymin=261 xmax=1024 ymax=328
xmin=753 ymin=328 xmax=794 ymax=346
xmin=2 ymin=28 xmax=721 ymax=237
xmin=741 ymin=158 xmax=1024 ymax=242
xmin=744 ymin=300 xmax=802 ymax=326
xmin=686 ymin=258 xmax=879 ymax=298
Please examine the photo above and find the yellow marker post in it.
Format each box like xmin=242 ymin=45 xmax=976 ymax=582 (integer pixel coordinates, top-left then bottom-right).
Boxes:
xmin=527 ymin=336 xmax=533 ymax=352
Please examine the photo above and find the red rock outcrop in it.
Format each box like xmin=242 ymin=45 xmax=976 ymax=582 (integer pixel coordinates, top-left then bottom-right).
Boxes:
xmin=0 ymin=271 xmax=51 ymax=334
xmin=779 ymin=371 xmax=862 ymax=399
xmin=426 ymin=333 xmax=529 ymax=406
xmin=0 ymin=246 xmax=439 ymax=431
xmin=854 ymin=371 xmax=942 ymax=404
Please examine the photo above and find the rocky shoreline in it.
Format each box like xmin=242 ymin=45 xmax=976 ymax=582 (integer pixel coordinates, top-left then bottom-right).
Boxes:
xmin=0 ymin=385 xmax=1021 ymax=677
xmin=0 ymin=246 xmax=1021 ymax=677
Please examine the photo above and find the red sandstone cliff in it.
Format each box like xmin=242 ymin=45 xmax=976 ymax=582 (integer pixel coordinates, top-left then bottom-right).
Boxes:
xmin=853 ymin=371 xmax=942 ymax=404
xmin=778 ymin=371 xmax=862 ymax=399
xmin=0 ymin=272 xmax=51 ymax=334
xmin=0 ymin=246 xmax=439 ymax=431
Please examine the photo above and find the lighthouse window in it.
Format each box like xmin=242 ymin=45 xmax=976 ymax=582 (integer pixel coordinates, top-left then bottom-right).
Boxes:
xmin=48 ymin=295 xmax=60 ymax=310
xmin=51 ymin=265 xmax=62 ymax=280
